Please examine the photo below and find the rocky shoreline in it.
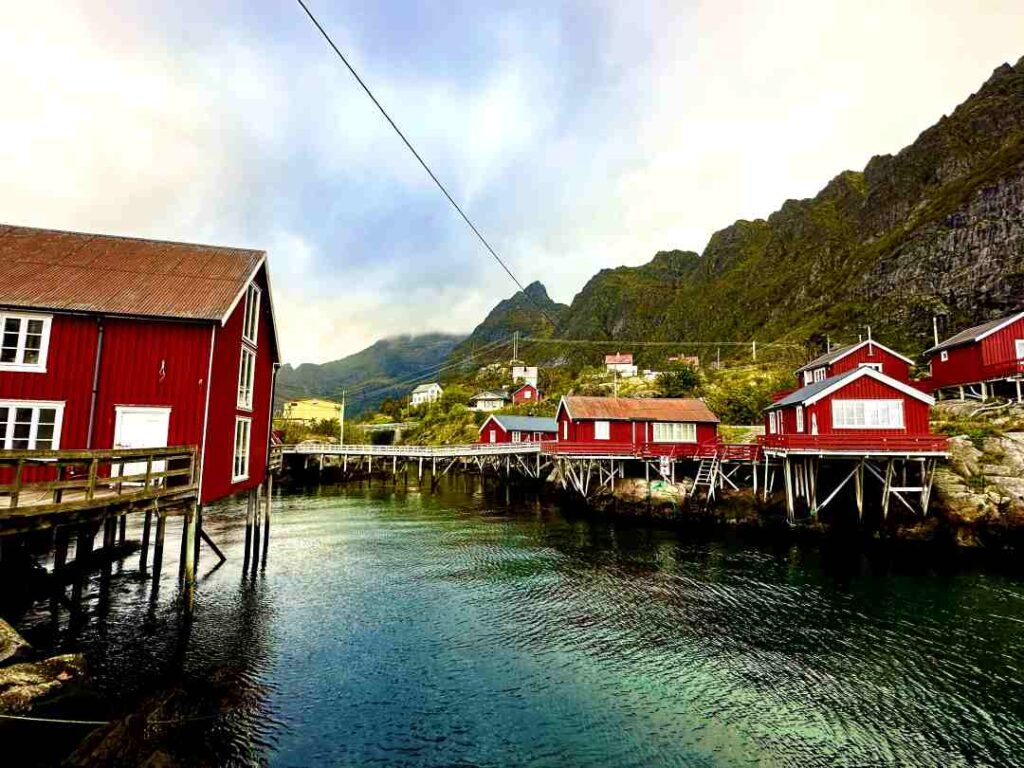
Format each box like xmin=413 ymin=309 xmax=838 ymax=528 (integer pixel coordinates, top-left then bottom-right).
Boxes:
xmin=0 ymin=618 xmax=86 ymax=716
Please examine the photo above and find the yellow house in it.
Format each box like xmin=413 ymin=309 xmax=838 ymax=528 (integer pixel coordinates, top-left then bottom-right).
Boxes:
xmin=282 ymin=398 xmax=343 ymax=424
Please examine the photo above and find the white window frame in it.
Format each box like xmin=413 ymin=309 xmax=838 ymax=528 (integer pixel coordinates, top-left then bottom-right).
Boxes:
xmin=832 ymin=399 xmax=904 ymax=430
xmin=232 ymin=417 xmax=252 ymax=482
xmin=511 ymin=430 xmax=521 ymax=443
xmin=1016 ymin=340 xmax=1024 ymax=360
xmin=237 ymin=346 xmax=256 ymax=411
xmin=795 ymin=406 xmax=804 ymax=433
xmin=0 ymin=312 xmax=52 ymax=373
xmin=940 ymin=350 xmax=949 ymax=362
xmin=0 ymin=399 xmax=64 ymax=450
xmin=562 ymin=421 xmax=568 ymax=440
xmin=242 ymin=283 xmax=261 ymax=346
xmin=858 ymin=362 xmax=883 ymax=372
xmin=523 ymin=389 xmax=532 ymax=399
xmin=768 ymin=411 xmax=777 ymax=434
xmin=651 ymin=422 xmax=697 ymax=443
xmin=812 ymin=367 xmax=826 ymax=383
xmin=594 ymin=420 xmax=610 ymax=440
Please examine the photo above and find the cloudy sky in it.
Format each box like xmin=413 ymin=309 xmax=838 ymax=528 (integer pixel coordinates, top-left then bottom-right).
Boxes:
xmin=2 ymin=1 xmax=1022 ymax=364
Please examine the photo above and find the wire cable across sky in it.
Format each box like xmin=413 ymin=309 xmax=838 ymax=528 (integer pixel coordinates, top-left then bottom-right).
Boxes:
xmin=294 ymin=0 xmax=559 ymax=328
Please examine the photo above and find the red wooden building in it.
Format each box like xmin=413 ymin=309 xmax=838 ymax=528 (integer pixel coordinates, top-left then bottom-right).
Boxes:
xmin=554 ymin=396 xmax=719 ymax=456
xmin=794 ymin=339 xmax=913 ymax=387
xmin=922 ymin=311 xmax=1024 ymax=400
xmin=0 ymin=225 xmax=280 ymax=505
xmin=763 ymin=367 xmax=938 ymax=452
xmin=510 ymin=383 xmax=539 ymax=405
xmin=478 ymin=415 xmax=557 ymax=444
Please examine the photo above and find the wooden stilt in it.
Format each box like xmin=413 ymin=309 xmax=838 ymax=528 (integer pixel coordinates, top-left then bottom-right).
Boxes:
xmin=783 ymin=457 xmax=794 ymax=523
xmin=882 ymin=460 xmax=894 ymax=520
xmin=118 ymin=515 xmax=126 ymax=545
xmin=152 ymin=514 xmax=166 ymax=580
xmin=140 ymin=509 xmax=153 ymax=573
xmin=251 ymin=487 xmax=262 ymax=572
xmin=243 ymin=488 xmax=254 ymax=571
xmin=855 ymin=460 xmax=864 ymax=522
xmin=53 ymin=527 xmax=69 ymax=573
xmin=193 ymin=505 xmax=203 ymax=572
xmin=262 ymin=474 xmax=273 ymax=564
xmin=183 ymin=503 xmax=197 ymax=586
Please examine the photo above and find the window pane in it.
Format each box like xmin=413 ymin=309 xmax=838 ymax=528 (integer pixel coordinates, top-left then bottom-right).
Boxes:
xmin=0 ymin=322 xmax=18 ymax=361
xmin=37 ymin=408 xmax=56 ymax=426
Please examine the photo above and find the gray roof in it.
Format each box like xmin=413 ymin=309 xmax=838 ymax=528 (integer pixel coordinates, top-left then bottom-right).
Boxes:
xmin=766 ymin=369 xmax=861 ymax=410
xmin=794 ymin=344 xmax=856 ymax=373
xmin=925 ymin=311 xmax=1024 ymax=355
xmin=412 ymin=383 xmax=440 ymax=394
xmin=486 ymin=415 xmax=558 ymax=433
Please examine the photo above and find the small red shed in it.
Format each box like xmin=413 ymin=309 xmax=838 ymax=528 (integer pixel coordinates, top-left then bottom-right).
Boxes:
xmin=511 ymin=383 xmax=539 ymax=405
xmin=478 ymin=415 xmax=557 ymax=444
xmin=0 ymin=225 xmax=280 ymax=505
xmin=794 ymin=339 xmax=913 ymax=388
xmin=555 ymin=396 xmax=719 ymax=455
xmin=763 ymin=368 xmax=938 ymax=451
xmin=923 ymin=311 xmax=1024 ymax=398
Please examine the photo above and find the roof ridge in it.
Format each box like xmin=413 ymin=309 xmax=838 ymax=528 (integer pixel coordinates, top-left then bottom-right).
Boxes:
xmin=0 ymin=223 xmax=265 ymax=256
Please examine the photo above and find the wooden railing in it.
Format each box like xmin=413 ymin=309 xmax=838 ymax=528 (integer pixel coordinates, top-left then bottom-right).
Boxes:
xmin=0 ymin=445 xmax=198 ymax=516
xmin=758 ymin=434 xmax=948 ymax=453
xmin=281 ymin=442 xmax=542 ymax=458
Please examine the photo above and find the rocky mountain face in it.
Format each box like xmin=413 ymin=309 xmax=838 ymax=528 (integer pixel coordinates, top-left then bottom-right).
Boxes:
xmin=448 ymin=280 xmax=568 ymax=359
xmin=552 ymin=57 xmax=1024 ymax=357
xmin=276 ymin=333 xmax=466 ymax=415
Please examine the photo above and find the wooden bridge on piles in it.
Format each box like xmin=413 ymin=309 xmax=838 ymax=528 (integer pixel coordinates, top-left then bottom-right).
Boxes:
xmin=278 ymin=440 xmax=763 ymax=507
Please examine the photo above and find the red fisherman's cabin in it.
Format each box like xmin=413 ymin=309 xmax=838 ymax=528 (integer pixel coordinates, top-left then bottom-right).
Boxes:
xmin=922 ymin=311 xmax=1024 ymax=400
xmin=478 ymin=415 xmax=557 ymax=444
xmin=554 ymin=396 xmax=719 ymax=456
xmin=794 ymin=339 xmax=913 ymax=387
xmin=762 ymin=367 xmax=941 ymax=452
xmin=511 ymin=383 xmax=539 ymax=405
xmin=0 ymin=225 xmax=280 ymax=505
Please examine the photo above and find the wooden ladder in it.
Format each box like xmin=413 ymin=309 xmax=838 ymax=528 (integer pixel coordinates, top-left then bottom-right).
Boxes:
xmin=690 ymin=454 xmax=720 ymax=511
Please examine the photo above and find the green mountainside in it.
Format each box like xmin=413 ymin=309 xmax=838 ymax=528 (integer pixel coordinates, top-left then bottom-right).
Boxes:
xmin=448 ymin=281 xmax=568 ymax=360
xmin=556 ymin=57 xmax=1024 ymax=356
xmin=276 ymin=333 xmax=466 ymax=415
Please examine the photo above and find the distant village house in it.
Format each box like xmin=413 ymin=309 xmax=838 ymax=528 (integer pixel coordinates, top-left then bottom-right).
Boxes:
xmin=478 ymin=415 xmax=557 ymax=444
xmin=511 ymin=365 xmax=538 ymax=388
xmin=282 ymin=398 xmax=342 ymax=425
xmin=411 ymin=382 xmax=443 ymax=406
xmin=469 ymin=390 xmax=509 ymax=412
xmin=511 ymin=383 xmax=539 ymax=404
xmin=604 ymin=353 xmax=638 ymax=378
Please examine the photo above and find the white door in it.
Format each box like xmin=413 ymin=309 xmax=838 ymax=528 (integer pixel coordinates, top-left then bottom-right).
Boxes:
xmin=1016 ymin=339 xmax=1024 ymax=360
xmin=114 ymin=406 xmax=171 ymax=482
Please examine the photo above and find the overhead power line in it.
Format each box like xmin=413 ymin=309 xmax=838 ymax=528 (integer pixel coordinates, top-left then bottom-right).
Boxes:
xmin=293 ymin=0 xmax=559 ymax=328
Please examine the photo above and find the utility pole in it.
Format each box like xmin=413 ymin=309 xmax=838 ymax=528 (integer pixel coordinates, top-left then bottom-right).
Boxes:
xmin=933 ymin=316 xmax=940 ymax=347
xmin=512 ymin=331 xmax=518 ymax=363
xmin=339 ymin=391 xmax=345 ymax=445
xmin=752 ymin=340 xmax=757 ymax=362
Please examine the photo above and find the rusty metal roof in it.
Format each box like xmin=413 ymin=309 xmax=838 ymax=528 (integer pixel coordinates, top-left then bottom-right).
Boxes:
xmin=604 ymin=353 xmax=633 ymax=365
xmin=561 ymin=396 xmax=719 ymax=423
xmin=0 ymin=224 xmax=265 ymax=322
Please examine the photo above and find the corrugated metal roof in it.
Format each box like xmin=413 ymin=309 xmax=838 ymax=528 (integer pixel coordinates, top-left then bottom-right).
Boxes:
xmin=0 ymin=224 xmax=264 ymax=321
xmin=766 ymin=369 xmax=861 ymax=409
xmin=925 ymin=311 xmax=1024 ymax=355
xmin=488 ymin=415 xmax=558 ymax=433
xmin=562 ymin=396 xmax=719 ymax=423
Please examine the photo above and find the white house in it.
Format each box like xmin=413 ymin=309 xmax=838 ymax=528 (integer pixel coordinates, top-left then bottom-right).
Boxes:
xmin=605 ymin=353 xmax=638 ymax=378
xmin=411 ymin=382 xmax=443 ymax=406
xmin=511 ymin=365 xmax=538 ymax=388
xmin=469 ymin=390 xmax=509 ymax=412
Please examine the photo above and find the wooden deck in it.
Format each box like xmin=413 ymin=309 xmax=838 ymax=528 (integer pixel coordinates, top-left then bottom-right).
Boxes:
xmin=0 ymin=446 xmax=198 ymax=535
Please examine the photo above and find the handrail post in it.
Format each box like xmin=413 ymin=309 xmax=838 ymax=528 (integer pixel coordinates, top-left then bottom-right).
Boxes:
xmin=86 ymin=458 xmax=99 ymax=501
xmin=144 ymin=455 xmax=153 ymax=491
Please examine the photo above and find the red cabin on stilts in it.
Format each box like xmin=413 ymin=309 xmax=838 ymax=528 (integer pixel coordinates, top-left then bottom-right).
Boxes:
xmin=922 ymin=311 xmax=1024 ymax=401
xmin=0 ymin=225 xmax=281 ymax=505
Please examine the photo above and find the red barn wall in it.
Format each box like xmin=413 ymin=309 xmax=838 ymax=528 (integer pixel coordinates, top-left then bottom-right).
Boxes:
xmin=555 ymin=409 xmax=717 ymax=451
xmin=980 ymin=317 xmax=1024 ymax=369
xmin=479 ymin=420 xmax=510 ymax=443
xmin=828 ymin=344 xmax=911 ymax=381
xmin=927 ymin=343 xmax=984 ymax=389
xmin=201 ymin=266 xmax=275 ymax=504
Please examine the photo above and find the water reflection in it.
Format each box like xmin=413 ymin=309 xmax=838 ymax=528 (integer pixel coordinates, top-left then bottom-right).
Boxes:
xmin=5 ymin=478 xmax=1024 ymax=766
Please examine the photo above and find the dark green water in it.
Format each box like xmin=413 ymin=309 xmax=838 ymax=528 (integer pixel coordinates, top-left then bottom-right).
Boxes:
xmin=7 ymin=480 xmax=1024 ymax=766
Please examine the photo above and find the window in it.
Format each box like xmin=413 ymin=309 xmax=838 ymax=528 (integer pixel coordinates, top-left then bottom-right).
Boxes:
xmin=832 ymin=399 xmax=904 ymax=429
xmin=812 ymin=368 xmax=826 ymax=383
xmin=0 ymin=401 xmax=63 ymax=450
xmin=803 ymin=371 xmax=812 ymax=386
xmin=523 ymin=390 xmax=532 ymax=399
xmin=562 ymin=421 xmax=568 ymax=440
xmin=1016 ymin=340 xmax=1024 ymax=360
xmin=237 ymin=346 xmax=256 ymax=410
xmin=652 ymin=422 xmax=697 ymax=443
xmin=489 ymin=429 xmax=497 ymax=443
xmin=768 ymin=412 xmax=777 ymax=434
xmin=511 ymin=431 xmax=521 ymax=443
xmin=594 ymin=420 xmax=610 ymax=440
xmin=859 ymin=363 xmax=882 ymax=372
xmin=796 ymin=406 xmax=804 ymax=433
xmin=242 ymin=283 xmax=261 ymax=345
xmin=0 ymin=312 xmax=51 ymax=372
xmin=940 ymin=350 xmax=949 ymax=362
xmin=233 ymin=417 xmax=251 ymax=481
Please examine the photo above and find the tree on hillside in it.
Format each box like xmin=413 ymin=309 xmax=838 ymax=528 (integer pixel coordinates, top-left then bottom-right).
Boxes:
xmin=656 ymin=364 xmax=700 ymax=397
